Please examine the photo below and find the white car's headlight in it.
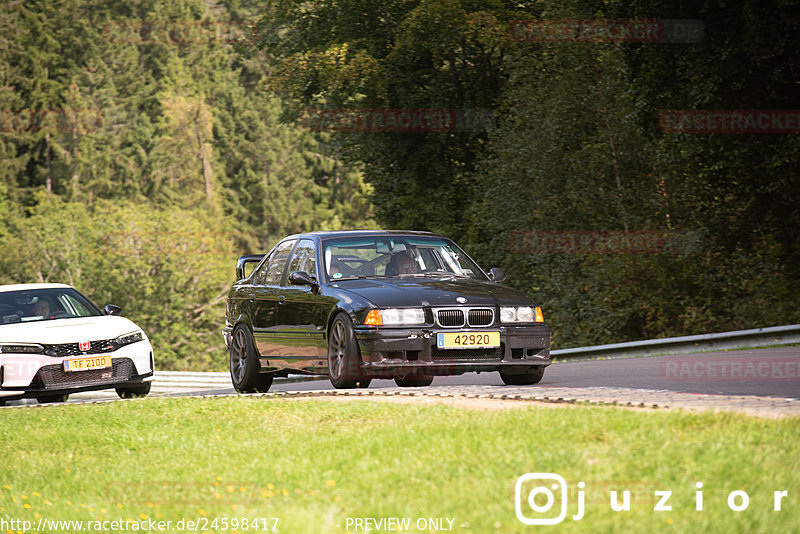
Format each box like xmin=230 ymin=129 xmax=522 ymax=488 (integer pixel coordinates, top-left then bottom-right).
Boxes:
xmin=116 ymin=331 xmax=144 ymax=346
xmin=0 ymin=343 xmax=44 ymax=354
xmin=364 ymin=308 xmax=425 ymax=326
xmin=500 ymin=306 xmax=543 ymax=323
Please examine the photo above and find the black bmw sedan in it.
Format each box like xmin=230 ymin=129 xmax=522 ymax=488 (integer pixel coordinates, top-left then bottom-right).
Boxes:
xmin=223 ymin=230 xmax=551 ymax=392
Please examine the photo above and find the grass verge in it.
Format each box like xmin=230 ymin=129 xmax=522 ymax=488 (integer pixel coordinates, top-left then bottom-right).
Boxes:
xmin=1 ymin=396 xmax=798 ymax=533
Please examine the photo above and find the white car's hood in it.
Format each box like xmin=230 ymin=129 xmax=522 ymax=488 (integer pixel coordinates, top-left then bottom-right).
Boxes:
xmin=0 ymin=315 xmax=145 ymax=344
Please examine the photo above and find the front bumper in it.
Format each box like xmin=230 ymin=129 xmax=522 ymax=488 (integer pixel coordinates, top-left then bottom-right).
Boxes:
xmin=354 ymin=324 xmax=551 ymax=377
xmin=0 ymin=341 xmax=154 ymax=399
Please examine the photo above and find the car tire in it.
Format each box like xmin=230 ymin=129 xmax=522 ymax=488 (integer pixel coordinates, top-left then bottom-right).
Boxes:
xmin=116 ymin=382 xmax=152 ymax=399
xmin=229 ymin=324 xmax=274 ymax=393
xmin=395 ymin=375 xmax=434 ymax=387
xmin=499 ymin=367 xmax=545 ymax=385
xmin=328 ymin=313 xmax=370 ymax=389
xmin=37 ymin=394 xmax=69 ymax=404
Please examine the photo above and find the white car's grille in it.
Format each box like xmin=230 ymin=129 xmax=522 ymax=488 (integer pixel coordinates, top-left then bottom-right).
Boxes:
xmin=42 ymin=340 xmax=116 ymax=358
xmin=34 ymin=359 xmax=133 ymax=389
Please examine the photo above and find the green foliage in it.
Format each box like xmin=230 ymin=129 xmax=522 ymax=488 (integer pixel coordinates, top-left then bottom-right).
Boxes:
xmin=261 ymin=0 xmax=800 ymax=348
xmin=2 ymin=0 xmax=798 ymax=363
xmin=0 ymin=0 xmax=375 ymax=369
xmin=0 ymin=195 xmax=234 ymax=369
xmin=259 ymin=0 xmax=521 ymax=237
xmin=1 ymin=397 xmax=798 ymax=532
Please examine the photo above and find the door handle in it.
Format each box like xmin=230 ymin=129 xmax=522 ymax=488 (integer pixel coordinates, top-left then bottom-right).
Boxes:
xmin=277 ymin=295 xmax=286 ymax=304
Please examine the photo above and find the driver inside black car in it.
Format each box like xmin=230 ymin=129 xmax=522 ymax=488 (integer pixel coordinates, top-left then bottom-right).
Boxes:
xmin=387 ymin=251 xmax=419 ymax=275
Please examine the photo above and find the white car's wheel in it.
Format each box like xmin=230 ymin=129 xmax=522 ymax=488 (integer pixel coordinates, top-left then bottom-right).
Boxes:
xmin=37 ymin=394 xmax=69 ymax=404
xmin=116 ymin=382 xmax=151 ymax=398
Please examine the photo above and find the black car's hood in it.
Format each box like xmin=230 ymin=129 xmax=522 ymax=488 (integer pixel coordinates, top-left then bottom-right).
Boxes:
xmin=333 ymin=277 xmax=536 ymax=308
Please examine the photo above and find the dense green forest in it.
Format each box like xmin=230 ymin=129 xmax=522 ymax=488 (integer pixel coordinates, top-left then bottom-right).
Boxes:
xmin=0 ymin=0 xmax=376 ymax=369
xmin=1 ymin=0 xmax=798 ymax=370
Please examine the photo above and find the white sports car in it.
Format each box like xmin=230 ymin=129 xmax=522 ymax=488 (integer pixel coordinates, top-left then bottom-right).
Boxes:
xmin=0 ymin=283 xmax=154 ymax=404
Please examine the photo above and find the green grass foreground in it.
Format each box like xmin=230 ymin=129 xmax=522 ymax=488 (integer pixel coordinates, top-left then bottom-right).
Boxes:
xmin=1 ymin=397 xmax=798 ymax=533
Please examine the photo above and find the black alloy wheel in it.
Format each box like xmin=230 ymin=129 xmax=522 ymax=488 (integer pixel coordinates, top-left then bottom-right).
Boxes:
xmin=229 ymin=325 xmax=274 ymax=393
xmin=328 ymin=314 xmax=371 ymax=389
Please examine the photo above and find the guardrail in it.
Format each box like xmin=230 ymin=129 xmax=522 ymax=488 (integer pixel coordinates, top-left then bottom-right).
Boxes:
xmin=154 ymin=371 xmax=232 ymax=388
xmin=551 ymin=324 xmax=800 ymax=361
xmin=154 ymin=324 xmax=800 ymax=388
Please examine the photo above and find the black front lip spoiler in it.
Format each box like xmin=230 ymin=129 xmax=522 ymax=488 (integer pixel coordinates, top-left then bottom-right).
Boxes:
xmin=361 ymin=359 xmax=550 ymax=377
xmin=0 ymin=371 xmax=154 ymax=400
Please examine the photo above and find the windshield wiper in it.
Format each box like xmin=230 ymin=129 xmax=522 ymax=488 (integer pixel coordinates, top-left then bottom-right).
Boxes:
xmin=334 ymin=275 xmax=389 ymax=280
xmin=420 ymin=271 xmax=467 ymax=277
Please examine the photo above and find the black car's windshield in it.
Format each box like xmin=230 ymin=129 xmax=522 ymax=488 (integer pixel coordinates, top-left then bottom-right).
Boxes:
xmin=323 ymin=236 xmax=487 ymax=281
xmin=0 ymin=288 xmax=103 ymax=325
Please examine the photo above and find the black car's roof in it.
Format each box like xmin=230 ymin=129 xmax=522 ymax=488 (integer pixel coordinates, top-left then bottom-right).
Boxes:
xmin=284 ymin=230 xmax=448 ymax=241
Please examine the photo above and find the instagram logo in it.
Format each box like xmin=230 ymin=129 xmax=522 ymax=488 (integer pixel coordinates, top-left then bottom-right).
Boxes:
xmin=513 ymin=474 xmax=789 ymax=524
xmin=515 ymin=473 xmax=574 ymax=525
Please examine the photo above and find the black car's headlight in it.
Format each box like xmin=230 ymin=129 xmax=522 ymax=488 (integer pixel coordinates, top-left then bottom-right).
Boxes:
xmin=364 ymin=308 xmax=426 ymax=326
xmin=0 ymin=343 xmax=45 ymax=354
xmin=116 ymin=331 xmax=144 ymax=346
xmin=500 ymin=306 xmax=544 ymax=323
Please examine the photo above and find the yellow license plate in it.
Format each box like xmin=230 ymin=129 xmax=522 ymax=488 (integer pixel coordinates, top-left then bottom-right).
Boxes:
xmin=63 ymin=355 xmax=112 ymax=372
xmin=436 ymin=331 xmax=500 ymax=349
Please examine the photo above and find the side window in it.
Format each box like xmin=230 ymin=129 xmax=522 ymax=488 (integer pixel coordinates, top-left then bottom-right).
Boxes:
xmin=252 ymin=254 xmax=272 ymax=285
xmin=417 ymin=247 xmax=444 ymax=271
xmin=261 ymin=240 xmax=296 ymax=285
xmin=287 ymin=239 xmax=317 ymax=281
xmin=61 ymin=294 xmax=90 ymax=316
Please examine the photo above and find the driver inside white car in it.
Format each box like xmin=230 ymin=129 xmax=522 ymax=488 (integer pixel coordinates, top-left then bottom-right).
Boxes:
xmin=32 ymin=298 xmax=50 ymax=318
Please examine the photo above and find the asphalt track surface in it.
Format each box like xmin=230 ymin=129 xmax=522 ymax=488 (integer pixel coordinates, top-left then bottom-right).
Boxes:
xmin=267 ymin=346 xmax=800 ymax=398
xmin=251 ymin=346 xmax=799 ymax=399
xmin=4 ymin=346 xmax=795 ymax=408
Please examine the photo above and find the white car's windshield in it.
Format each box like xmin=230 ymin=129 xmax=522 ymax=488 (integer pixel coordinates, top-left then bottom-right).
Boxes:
xmin=0 ymin=288 xmax=103 ymax=325
xmin=323 ymin=236 xmax=486 ymax=281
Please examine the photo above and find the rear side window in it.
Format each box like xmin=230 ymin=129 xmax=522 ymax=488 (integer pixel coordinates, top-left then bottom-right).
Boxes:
xmin=287 ymin=239 xmax=317 ymax=280
xmin=262 ymin=240 xmax=296 ymax=285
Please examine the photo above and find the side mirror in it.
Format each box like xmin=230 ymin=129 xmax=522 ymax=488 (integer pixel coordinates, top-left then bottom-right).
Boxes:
xmin=488 ymin=267 xmax=506 ymax=283
xmin=104 ymin=304 xmax=122 ymax=316
xmin=236 ymin=254 xmax=265 ymax=281
xmin=289 ymin=270 xmax=316 ymax=286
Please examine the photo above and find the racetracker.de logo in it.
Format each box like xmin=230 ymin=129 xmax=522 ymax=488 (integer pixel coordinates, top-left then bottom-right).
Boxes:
xmin=102 ymin=230 xmax=234 ymax=257
xmin=508 ymin=230 xmax=680 ymax=255
xmin=0 ymin=108 xmax=102 ymax=134
xmin=103 ymin=20 xmax=249 ymax=45
xmin=660 ymin=110 xmax=800 ymax=133
xmin=298 ymin=108 xmax=494 ymax=133
xmin=510 ymin=19 xmax=703 ymax=43
xmin=660 ymin=357 xmax=800 ymax=381
xmin=105 ymin=480 xmax=279 ymax=505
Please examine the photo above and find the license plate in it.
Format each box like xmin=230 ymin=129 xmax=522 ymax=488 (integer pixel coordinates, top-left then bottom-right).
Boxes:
xmin=437 ymin=331 xmax=500 ymax=349
xmin=63 ymin=355 xmax=112 ymax=372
